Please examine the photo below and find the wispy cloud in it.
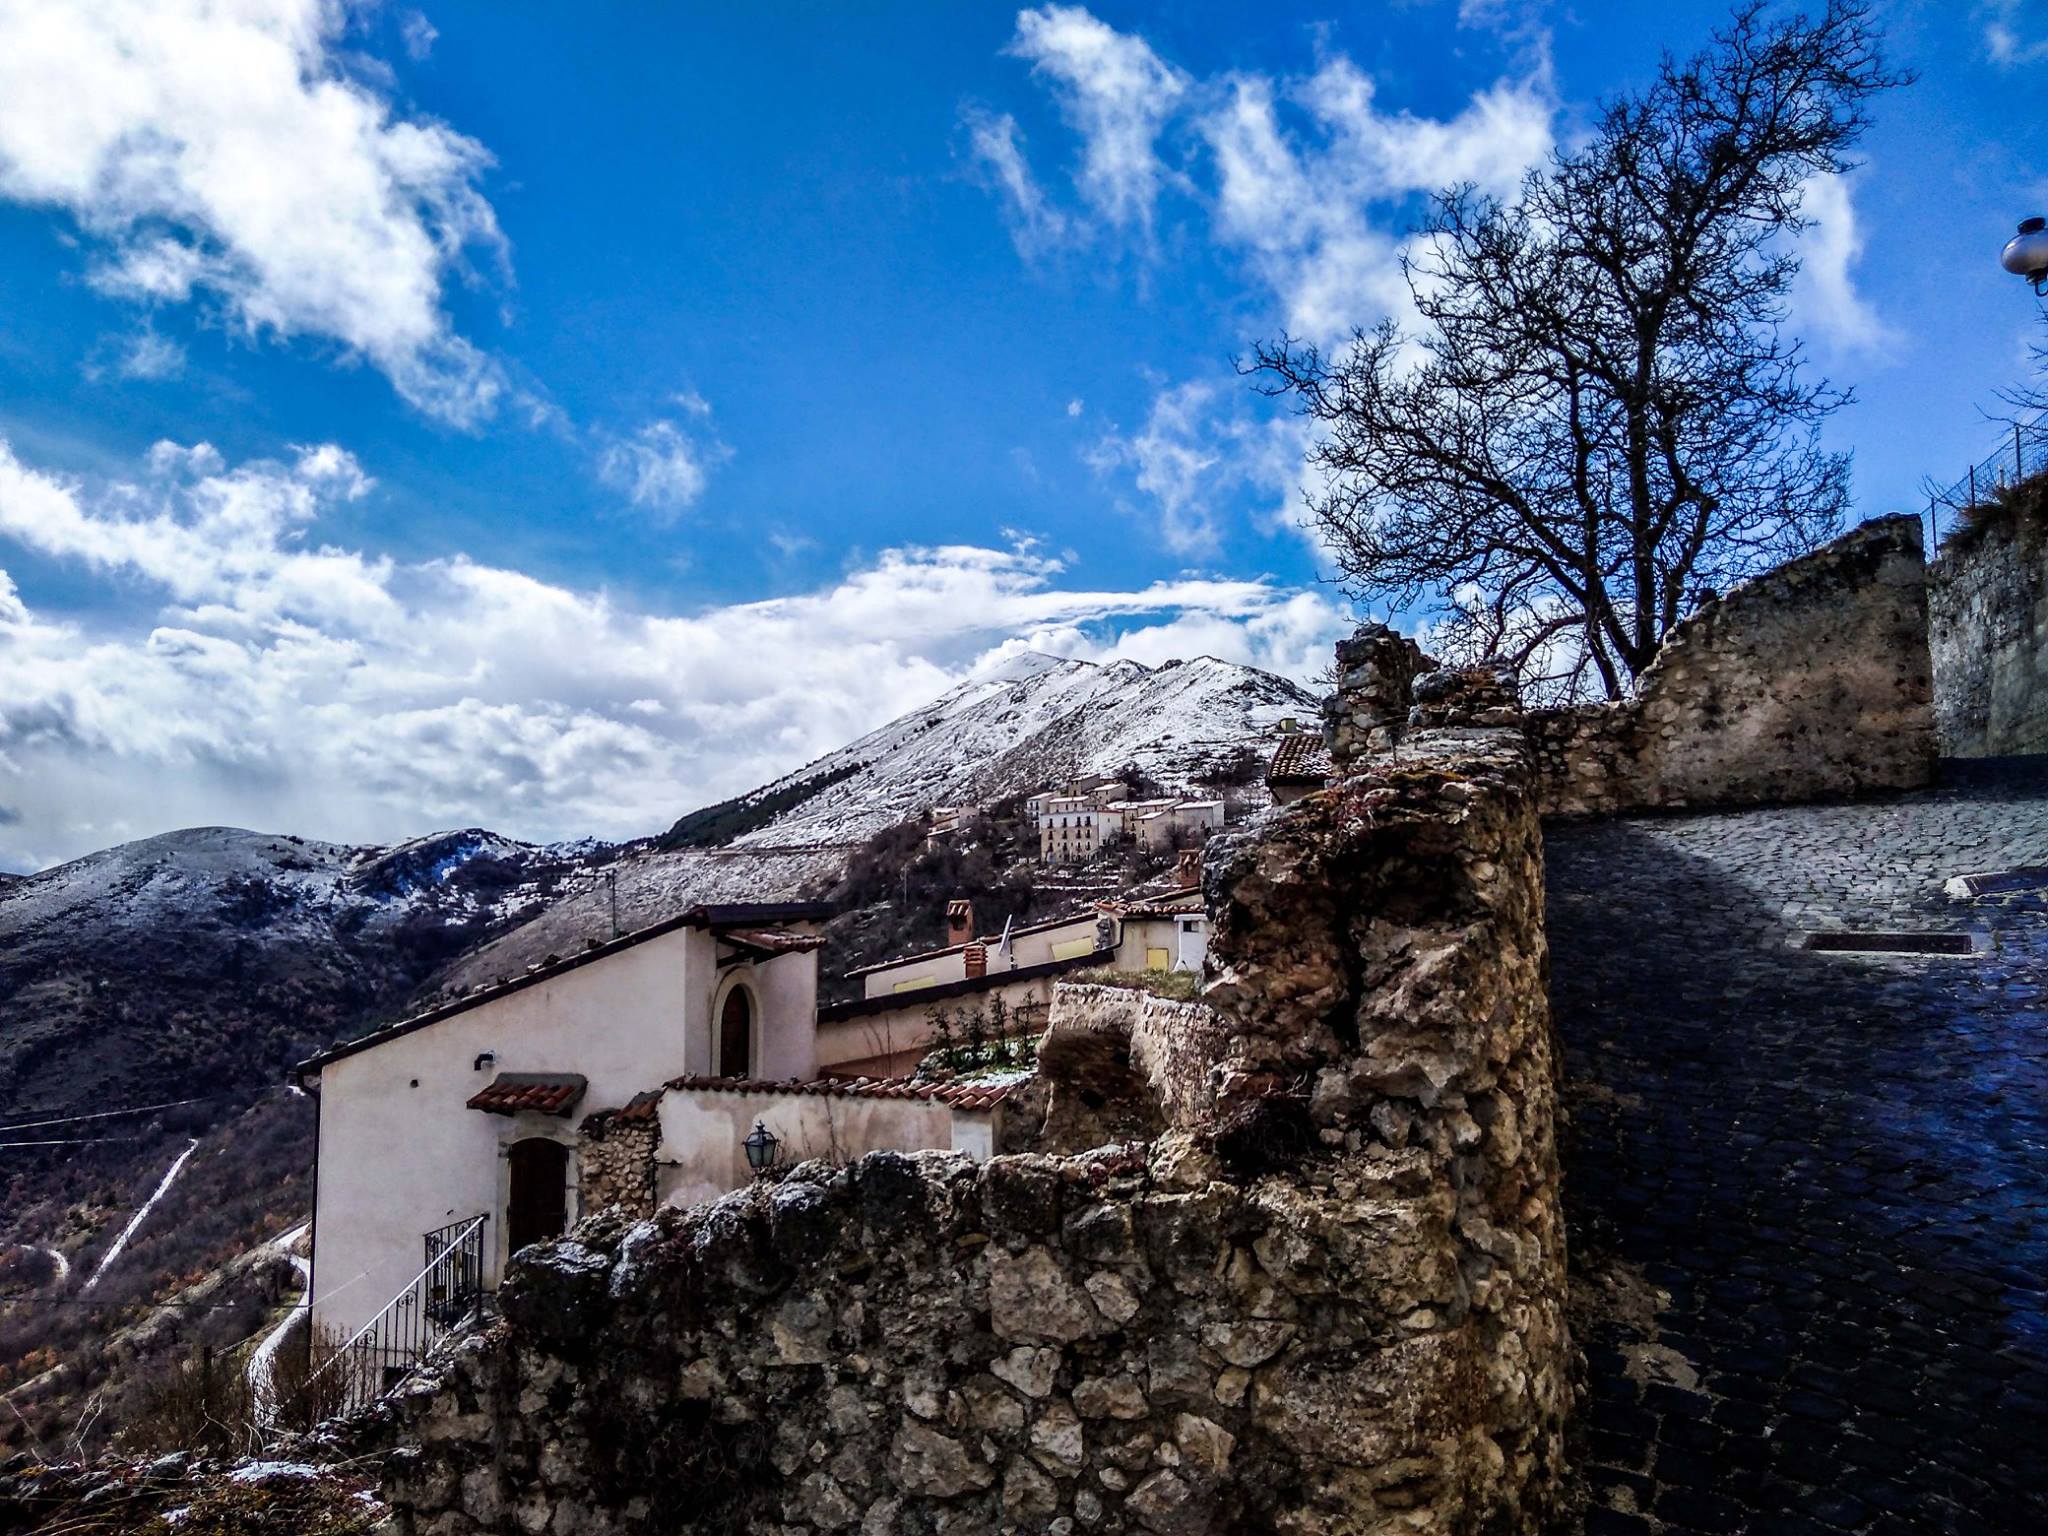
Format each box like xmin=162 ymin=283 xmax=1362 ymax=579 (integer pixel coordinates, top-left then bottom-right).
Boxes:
xmin=0 ymin=0 xmax=506 ymax=425
xmin=1007 ymin=5 xmax=1188 ymax=237
xmin=401 ymin=10 xmax=439 ymax=61
xmin=965 ymin=107 xmax=1071 ymax=255
xmin=597 ymin=396 xmax=732 ymax=517
xmin=1981 ymin=0 xmax=2048 ymax=65
xmin=973 ymin=7 xmax=1556 ymax=554
xmin=0 ymin=437 xmax=1347 ymax=868
xmin=1790 ymin=172 xmax=1894 ymax=355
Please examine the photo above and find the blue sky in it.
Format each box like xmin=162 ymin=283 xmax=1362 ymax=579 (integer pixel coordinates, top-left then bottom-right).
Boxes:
xmin=0 ymin=0 xmax=2043 ymax=869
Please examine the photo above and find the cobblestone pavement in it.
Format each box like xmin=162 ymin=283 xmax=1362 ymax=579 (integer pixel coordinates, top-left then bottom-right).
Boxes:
xmin=1547 ymin=760 xmax=2048 ymax=1536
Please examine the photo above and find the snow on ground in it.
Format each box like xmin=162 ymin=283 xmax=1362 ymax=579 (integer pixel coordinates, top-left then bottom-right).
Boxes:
xmin=30 ymin=1244 xmax=69 ymax=1286
xmin=84 ymin=1139 xmax=199 ymax=1292
xmin=724 ymin=652 xmax=1317 ymax=851
xmin=247 ymin=1223 xmax=313 ymax=1428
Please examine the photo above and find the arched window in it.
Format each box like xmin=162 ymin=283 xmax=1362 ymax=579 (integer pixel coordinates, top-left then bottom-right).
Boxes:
xmin=506 ymin=1138 xmax=569 ymax=1255
xmin=718 ymin=984 xmax=753 ymax=1078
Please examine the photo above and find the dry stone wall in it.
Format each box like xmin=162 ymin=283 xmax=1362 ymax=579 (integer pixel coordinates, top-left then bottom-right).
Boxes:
xmin=1929 ymin=500 xmax=2048 ymax=756
xmin=362 ymin=721 xmax=1569 ymax=1536
xmin=576 ymin=1105 xmax=658 ymax=1220
xmin=1531 ymin=514 xmax=1941 ymax=811
xmin=1527 ymin=516 xmax=1935 ymax=814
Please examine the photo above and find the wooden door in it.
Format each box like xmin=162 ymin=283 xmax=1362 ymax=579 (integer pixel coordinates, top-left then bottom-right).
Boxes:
xmin=719 ymin=986 xmax=752 ymax=1077
xmin=506 ymin=1138 xmax=569 ymax=1254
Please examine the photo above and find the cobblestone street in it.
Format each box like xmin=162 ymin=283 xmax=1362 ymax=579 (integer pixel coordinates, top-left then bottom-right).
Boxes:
xmin=1549 ymin=760 xmax=2048 ymax=1535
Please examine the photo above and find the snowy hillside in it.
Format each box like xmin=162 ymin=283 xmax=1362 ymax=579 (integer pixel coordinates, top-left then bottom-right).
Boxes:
xmin=438 ymin=652 xmax=1317 ymax=989
xmin=698 ymin=651 xmax=1319 ymax=851
xmin=0 ymin=825 xmax=605 ymax=1123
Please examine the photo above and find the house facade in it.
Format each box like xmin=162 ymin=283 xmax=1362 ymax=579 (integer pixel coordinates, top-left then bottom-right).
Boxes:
xmin=298 ymin=902 xmax=835 ymax=1341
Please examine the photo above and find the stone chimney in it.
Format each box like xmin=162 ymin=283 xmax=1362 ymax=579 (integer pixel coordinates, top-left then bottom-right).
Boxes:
xmin=1176 ymin=848 xmax=1203 ymax=890
xmin=963 ymin=942 xmax=988 ymax=979
xmin=945 ymin=898 xmax=974 ymax=948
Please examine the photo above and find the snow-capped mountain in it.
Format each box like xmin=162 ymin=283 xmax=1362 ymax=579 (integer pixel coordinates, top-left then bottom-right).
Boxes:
xmin=695 ymin=650 xmax=1319 ymax=850
xmin=432 ymin=651 xmax=1316 ymax=989
xmin=0 ymin=826 xmax=605 ymax=1120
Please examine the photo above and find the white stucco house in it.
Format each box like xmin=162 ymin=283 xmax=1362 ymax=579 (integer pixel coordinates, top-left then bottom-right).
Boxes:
xmin=294 ymin=900 xmax=1024 ymax=1350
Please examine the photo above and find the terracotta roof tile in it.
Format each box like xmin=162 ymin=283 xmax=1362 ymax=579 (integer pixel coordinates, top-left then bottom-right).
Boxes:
xmin=1267 ymin=733 xmax=1333 ymax=784
xmin=466 ymin=1072 xmax=588 ymax=1117
xmin=720 ymin=928 xmax=827 ymax=957
xmin=664 ymin=1073 xmax=1024 ymax=1113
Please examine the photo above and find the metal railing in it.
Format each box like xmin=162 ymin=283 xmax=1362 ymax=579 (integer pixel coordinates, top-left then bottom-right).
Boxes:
xmin=1926 ymin=413 xmax=2048 ymax=549
xmin=312 ymin=1213 xmax=487 ymax=1420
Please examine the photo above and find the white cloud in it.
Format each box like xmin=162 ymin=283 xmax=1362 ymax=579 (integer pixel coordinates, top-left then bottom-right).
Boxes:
xmin=1005 ymin=6 xmax=1188 ymax=237
xmin=1790 ymin=172 xmax=1894 ymax=355
xmin=401 ymin=10 xmax=439 ymax=61
xmin=0 ymin=437 xmax=1348 ymax=869
xmin=1088 ymin=379 xmax=1318 ymax=556
xmin=1982 ymin=1 xmax=2048 ymax=65
xmin=1202 ymin=59 xmax=1553 ymax=345
xmin=0 ymin=0 xmax=506 ymax=424
xmin=597 ymin=403 xmax=731 ymax=517
xmin=975 ymin=11 xmax=1555 ymax=552
xmin=965 ymin=107 xmax=1071 ymax=255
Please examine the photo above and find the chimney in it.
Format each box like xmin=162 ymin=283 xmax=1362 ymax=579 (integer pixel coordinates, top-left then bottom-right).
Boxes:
xmin=963 ymin=942 xmax=988 ymax=979
xmin=946 ymin=898 xmax=974 ymax=948
xmin=1177 ymin=848 xmax=1203 ymax=890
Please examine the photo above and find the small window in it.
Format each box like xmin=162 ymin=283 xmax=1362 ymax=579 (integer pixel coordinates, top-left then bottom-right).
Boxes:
xmin=719 ymin=985 xmax=753 ymax=1077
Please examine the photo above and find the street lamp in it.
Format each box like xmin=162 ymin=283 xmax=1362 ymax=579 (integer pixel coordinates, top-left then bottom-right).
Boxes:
xmin=743 ymin=1119 xmax=780 ymax=1179
xmin=2001 ymin=216 xmax=2048 ymax=294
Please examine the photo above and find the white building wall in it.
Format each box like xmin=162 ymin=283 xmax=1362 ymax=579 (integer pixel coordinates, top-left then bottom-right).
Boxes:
xmin=655 ymin=1089 xmax=994 ymax=1212
xmin=310 ymin=927 xmax=812 ymax=1341
xmin=1110 ymin=913 xmax=1208 ymax=973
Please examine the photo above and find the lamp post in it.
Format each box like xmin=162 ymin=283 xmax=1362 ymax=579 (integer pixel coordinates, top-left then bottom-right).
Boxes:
xmin=743 ymin=1119 xmax=780 ymax=1179
xmin=2002 ymin=216 xmax=2048 ymax=295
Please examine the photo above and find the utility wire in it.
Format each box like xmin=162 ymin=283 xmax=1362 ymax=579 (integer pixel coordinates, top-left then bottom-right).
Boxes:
xmin=0 ymin=1096 xmax=211 ymax=1134
xmin=0 ymin=1138 xmax=154 ymax=1148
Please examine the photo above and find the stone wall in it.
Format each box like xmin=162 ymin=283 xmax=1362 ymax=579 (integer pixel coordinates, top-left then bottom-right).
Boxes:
xmin=363 ymin=722 xmax=1569 ymax=1536
xmin=577 ymin=1103 xmax=658 ymax=1220
xmin=1527 ymin=515 xmax=1935 ymax=814
xmin=1929 ymin=497 xmax=2048 ymax=756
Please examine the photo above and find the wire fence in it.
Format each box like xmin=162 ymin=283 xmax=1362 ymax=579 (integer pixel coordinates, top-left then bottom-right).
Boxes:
xmin=1926 ymin=413 xmax=2048 ymax=550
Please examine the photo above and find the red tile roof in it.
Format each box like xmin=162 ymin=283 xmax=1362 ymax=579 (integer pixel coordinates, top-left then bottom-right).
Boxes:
xmin=664 ymin=1073 xmax=1023 ymax=1113
xmin=466 ymin=1073 xmax=588 ymax=1117
xmin=720 ymin=928 xmax=827 ymax=958
xmin=1267 ymin=733 xmax=1333 ymax=784
xmin=609 ymin=1089 xmax=663 ymax=1124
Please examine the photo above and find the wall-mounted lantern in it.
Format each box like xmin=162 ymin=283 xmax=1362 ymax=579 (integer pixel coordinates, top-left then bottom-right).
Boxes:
xmin=743 ymin=1119 xmax=780 ymax=1179
xmin=2001 ymin=216 xmax=2048 ymax=294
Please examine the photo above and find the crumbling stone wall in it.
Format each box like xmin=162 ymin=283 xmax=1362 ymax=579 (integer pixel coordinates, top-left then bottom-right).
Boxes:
xmin=1527 ymin=516 xmax=1935 ymax=814
xmin=576 ymin=1105 xmax=657 ymax=1219
xmin=365 ymin=722 xmax=1568 ymax=1536
xmin=1324 ymin=623 xmax=1436 ymax=770
xmin=1929 ymin=499 xmax=2048 ymax=756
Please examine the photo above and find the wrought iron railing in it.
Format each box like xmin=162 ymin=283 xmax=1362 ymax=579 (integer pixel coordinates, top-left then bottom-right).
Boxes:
xmin=312 ymin=1213 xmax=487 ymax=1420
xmin=1926 ymin=413 xmax=2048 ymax=549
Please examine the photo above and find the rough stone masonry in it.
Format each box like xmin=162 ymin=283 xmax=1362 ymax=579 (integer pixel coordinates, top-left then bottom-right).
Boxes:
xmin=1929 ymin=491 xmax=2048 ymax=757
xmin=360 ymin=716 xmax=1569 ymax=1536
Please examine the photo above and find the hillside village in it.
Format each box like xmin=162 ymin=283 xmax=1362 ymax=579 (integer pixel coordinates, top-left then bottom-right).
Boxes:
xmin=5 ymin=6 xmax=2048 ymax=1536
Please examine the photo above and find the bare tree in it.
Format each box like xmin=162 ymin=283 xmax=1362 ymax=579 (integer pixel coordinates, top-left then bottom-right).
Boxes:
xmin=1249 ymin=2 xmax=1904 ymax=700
